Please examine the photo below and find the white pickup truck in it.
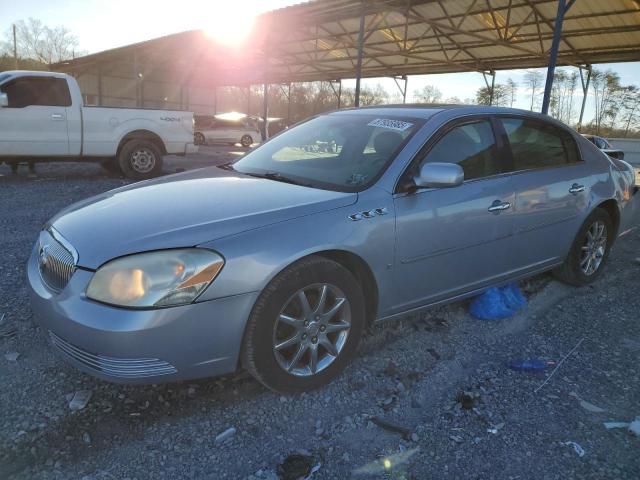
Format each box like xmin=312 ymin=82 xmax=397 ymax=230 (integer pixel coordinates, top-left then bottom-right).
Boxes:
xmin=0 ymin=70 xmax=197 ymax=179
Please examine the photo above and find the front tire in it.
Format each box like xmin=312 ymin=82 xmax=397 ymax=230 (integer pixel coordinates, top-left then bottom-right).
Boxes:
xmin=118 ymin=139 xmax=163 ymax=180
xmin=554 ymin=208 xmax=614 ymax=286
xmin=240 ymin=135 xmax=253 ymax=148
xmin=241 ymin=256 xmax=365 ymax=394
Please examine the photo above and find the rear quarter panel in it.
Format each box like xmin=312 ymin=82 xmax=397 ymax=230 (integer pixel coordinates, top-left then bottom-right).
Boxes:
xmin=575 ymin=134 xmax=635 ymax=235
xmin=82 ymin=108 xmax=193 ymax=156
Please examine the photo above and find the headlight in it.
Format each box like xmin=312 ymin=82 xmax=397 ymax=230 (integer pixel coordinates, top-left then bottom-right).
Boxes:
xmin=86 ymin=249 xmax=224 ymax=308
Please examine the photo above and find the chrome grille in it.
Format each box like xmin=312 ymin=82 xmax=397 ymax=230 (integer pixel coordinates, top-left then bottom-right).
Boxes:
xmin=49 ymin=332 xmax=177 ymax=379
xmin=38 ymin=229 xmax=76 ymax=292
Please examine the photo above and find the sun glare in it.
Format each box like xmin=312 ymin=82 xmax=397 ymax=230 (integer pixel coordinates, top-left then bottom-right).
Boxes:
xmin=203 ymin=5 xmax=257 ymax=47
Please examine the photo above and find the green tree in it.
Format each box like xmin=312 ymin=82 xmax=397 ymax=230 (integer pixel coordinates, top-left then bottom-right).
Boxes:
xmin=475 ymin=84 xmax=509 ymax=106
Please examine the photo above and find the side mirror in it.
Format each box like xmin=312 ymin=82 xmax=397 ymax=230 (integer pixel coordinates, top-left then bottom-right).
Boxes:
xmin=412 ymin=162 xmax=464 ymax=189
xmin=0 ymin=93 xmax=8 ymax=108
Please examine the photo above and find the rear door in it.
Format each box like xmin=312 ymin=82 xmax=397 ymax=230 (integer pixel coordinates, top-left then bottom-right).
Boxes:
xmin=497 ymin=116 xmax=590 ymax=272
xmin=0 ymin=76 xmax=71 ymax=156
xmin=392 ymin=117 xmax=516 ymax=312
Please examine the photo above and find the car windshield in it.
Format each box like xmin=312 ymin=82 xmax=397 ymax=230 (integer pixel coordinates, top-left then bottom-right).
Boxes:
xmin=231 ymin=113 xmax=424 ymax=191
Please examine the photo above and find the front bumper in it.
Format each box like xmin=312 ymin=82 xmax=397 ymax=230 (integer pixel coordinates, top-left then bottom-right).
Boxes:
xmin=27 ymin=248 xmax=258 ymax=384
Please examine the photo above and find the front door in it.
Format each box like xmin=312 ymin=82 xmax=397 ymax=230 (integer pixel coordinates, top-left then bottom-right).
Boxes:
xmin=0 ymin=76 xmax=71 ymax=156
xmin=392 ymin=118 xmax=515 ymax=313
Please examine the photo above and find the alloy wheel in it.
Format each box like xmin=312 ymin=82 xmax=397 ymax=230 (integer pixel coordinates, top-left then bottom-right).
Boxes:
xmin=580 ymin=220 xmax=607 ymax=276
xmin=273 ymin=283 xmax=351 ymax=377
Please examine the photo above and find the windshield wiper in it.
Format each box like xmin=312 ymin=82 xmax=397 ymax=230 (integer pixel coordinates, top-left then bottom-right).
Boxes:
xmin=243 ymin=171 xmax=314 ymax=187
xmin=217 ymin=162 xmax=236 ymax=171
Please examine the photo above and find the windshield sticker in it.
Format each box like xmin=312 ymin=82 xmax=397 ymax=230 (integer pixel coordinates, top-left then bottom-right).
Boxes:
xmin=367 ymin=118 xmax=413 ymax=131
xmin=347 ymin=173 xmax=368 ymax=185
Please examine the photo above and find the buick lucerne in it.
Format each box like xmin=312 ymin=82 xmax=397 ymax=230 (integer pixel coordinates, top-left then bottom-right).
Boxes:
xmin=28 ymin=106 xmax=639 ymax=393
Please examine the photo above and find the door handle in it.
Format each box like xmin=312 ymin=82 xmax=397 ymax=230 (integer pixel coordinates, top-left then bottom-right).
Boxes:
xmin=51 ymin=113 xmax=64 ymax=120
xmin=488 ymin=200 xmax=511 ymax=213
xmin=569 ymin=184 xmax=585 ymax=194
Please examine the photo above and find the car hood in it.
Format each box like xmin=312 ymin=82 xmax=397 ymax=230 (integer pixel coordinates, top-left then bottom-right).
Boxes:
xmin=49 ymin=167 xmax=357 ymax=269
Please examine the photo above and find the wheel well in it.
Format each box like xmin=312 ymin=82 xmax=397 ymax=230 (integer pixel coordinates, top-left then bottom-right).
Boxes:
xmin=596 ymin=199 xmax=620 ymax=236
xmin=117 ymin=130 xmax=167 ymax=157
xmin=314 ymin=250 xmax=379 ymax=326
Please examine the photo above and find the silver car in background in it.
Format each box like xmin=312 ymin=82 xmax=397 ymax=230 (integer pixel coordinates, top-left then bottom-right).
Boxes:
xmin=194 ymin=114 xmax=260 ymax=148
xmin=28 ymin=105 xmax=638 ymax=393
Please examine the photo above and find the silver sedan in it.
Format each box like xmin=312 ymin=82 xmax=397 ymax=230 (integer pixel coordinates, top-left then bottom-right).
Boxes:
xmin=28 ymin=105 xmax=639 ymax=393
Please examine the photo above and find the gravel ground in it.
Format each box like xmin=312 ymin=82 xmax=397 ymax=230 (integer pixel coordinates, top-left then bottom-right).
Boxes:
xmin=1 ymin=155 xmax=639 ymax=480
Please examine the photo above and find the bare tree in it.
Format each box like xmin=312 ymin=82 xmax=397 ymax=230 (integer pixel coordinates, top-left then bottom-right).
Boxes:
xmin=413 ymin=85 xmax=442 ymax=103
xmin=523 ymin=70 xmax=544 ymax=110
xmin=591 ymin=69 xmax=621 ymax=134
xmin=2 ymin=18 xmax=81 ymax=64
xmin=356 ymin=84 xmax=392 ymax=107
xmin=620 ymin=86 xmax=640 ymax=137
xmin=505 ymin=78 xmax=518 ymax=107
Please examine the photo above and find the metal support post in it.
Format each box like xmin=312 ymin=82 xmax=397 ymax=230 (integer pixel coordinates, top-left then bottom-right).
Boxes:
xmin=541 ymin=0 xmax=575 ymax=114
xmin=577 ymin=65 xmax=592 ymax=132
xmin=354 ymin=6 xmax=366 ymax=108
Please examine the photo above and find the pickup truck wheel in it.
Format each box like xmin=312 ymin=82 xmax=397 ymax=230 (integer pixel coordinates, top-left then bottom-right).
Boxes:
xmin=241 ymin=256 xmax=365 ymax=394
xmin=240 ymin=135 xmax=253 ymax=148
xmin=118 ymin=139 xmax=163 ymax=180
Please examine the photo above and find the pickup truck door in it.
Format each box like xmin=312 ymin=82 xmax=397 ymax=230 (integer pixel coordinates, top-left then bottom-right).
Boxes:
xmin=0 ymin=76 xmax=71 ymax=156
xmin=392 ymin=118 xmax=515 ymax=312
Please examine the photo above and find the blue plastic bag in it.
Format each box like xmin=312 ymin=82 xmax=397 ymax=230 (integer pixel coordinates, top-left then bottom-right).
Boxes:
xmin=500 ymin=283 xmax=527 ymax=311
xmin=469 ymin=283 xmax=527 ymax=320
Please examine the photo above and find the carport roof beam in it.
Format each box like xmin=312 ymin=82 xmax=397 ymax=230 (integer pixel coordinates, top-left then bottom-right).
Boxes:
xmin=51 ymin=1 xmax=640 ymax=89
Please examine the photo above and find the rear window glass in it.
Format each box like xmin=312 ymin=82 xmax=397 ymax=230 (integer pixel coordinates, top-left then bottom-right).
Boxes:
xmin=500 ymin=117 xmax=579 ymax=170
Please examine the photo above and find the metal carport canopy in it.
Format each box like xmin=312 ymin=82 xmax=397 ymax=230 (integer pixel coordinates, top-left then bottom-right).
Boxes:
xmin=53 ymin=0 xmax=640 ymax=87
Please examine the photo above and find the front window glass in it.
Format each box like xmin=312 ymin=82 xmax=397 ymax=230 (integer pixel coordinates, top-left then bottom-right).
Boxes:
xmin=418 ymin=120 xmax=501 ymax=181
xmin=232 ymin=114 xmax=423 ymax=191
xmin=0 ymin=77 xmax=71 ymax=108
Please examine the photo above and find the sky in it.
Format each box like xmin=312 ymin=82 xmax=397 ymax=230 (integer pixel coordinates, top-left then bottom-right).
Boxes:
xmin=2 ymin=0 xmax=639 ymax=122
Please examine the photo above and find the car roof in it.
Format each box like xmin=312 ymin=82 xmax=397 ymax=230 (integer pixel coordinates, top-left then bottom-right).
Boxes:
xmin=329 ymin=104 xmax=560 ymax=122
xmin=0 ymin=70 xmax=68 ymax=79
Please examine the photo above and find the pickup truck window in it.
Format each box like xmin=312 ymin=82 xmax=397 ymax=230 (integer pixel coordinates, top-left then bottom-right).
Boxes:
xmin=0 ymin=77 xmax=71 ymax=108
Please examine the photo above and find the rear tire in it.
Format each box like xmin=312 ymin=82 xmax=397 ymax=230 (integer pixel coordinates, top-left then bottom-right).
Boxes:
xmin=118 ymin=139 xmax=163 ymax=180
xmin=554 ymin=208 xmax=614 ymax=286
xmin=241 ymin=256 xmax=365 ymax=394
